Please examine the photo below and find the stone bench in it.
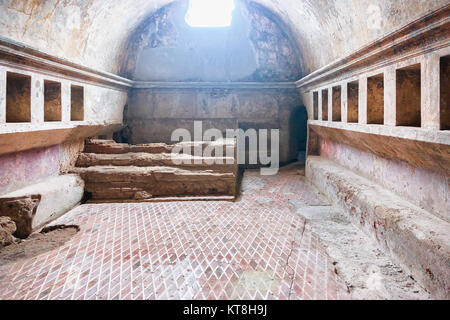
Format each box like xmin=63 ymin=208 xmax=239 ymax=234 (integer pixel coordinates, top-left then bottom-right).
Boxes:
xmin=306 ymin=156 xmax=450 ymax=299
xmin=0 ymin=174 xmax=84 ymax=238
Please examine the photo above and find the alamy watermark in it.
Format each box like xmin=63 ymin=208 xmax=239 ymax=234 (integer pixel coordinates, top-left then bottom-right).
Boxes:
xmin=170 ymin=121 xmax=280 ymax=175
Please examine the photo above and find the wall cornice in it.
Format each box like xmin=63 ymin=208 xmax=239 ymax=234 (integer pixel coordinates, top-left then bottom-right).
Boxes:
xmin=0 ymin=38 xmax=133 ymax=91
xmin=132 ymin=81 xmax=297 ymax=90
xmin=296 ymin=4 xmax=450 ymax=91
xmin=0 ymin=38 xmax=297 ymax=91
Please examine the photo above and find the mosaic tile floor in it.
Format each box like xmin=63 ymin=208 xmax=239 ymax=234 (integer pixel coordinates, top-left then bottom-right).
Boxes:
xmin=0 ymin=165 xmax=350 ymax=300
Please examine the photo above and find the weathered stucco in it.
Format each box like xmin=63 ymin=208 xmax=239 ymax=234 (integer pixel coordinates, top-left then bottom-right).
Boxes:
xmin=0 ymin=0 xmax=446 ymax=75
xmin=125 ymin=88 xmax=306 ymax=165
xmin=121 ymin=1 xmax=301 ymax=81
xmin=0 ymin=145 xmax=59 ymax=195
xmin=0 ymin=139 xmax=84 ymax=196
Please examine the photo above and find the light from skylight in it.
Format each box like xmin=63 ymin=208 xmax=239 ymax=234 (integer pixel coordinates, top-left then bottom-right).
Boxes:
xmin=185 ymin=0 xmax=235 ymax=28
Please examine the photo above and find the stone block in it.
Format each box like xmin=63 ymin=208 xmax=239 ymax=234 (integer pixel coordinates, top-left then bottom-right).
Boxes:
xmin=306 ymin=156 xmax=450 ymax=299
xmin=0 ymin=215 xmax=17 ymax=246
xmin=0 ymin=196 xmax=40 ymax=239
xmin=0 ymin=175 xmax=84 ymax=237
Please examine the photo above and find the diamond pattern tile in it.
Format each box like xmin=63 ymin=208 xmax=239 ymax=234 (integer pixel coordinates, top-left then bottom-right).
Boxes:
xmin=0 ymin=167 xmax=350 ymax=300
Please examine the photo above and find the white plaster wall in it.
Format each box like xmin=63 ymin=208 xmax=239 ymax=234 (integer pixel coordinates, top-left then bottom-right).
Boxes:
xmin=0 ymin=0 xmax=446 ymax=75
xmin=84 ymin=85 xmax=127 ymax=124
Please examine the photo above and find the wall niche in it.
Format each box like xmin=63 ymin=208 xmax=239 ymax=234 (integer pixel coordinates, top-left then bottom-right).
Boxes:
xmin=44 ymin=80 xmax=62 ymax=122
xmin=396 ymin=64 xmax=421 ymax=127
xmin=347 ymin=81 xmax=359 ymax=123
xmin=322 ymin=89 xmax=329 ymax=121
xmin=313 ymin=91 xmax=319 ymax=120
xmin=367 ymin=74 xmax=384 ymax=125
xmin=332 ymin=86 xmax=342 ymax=122
xmin=441 ymin=55 xmax=449 ymax=130
xmin=6 ymin=72 xmax=31 ymax=123
xmin=71 ymin=85 xmax=84 ymax=121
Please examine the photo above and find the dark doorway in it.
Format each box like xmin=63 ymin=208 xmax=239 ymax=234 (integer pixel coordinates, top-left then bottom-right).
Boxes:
xmin=290 ymin=105 xmax=308 ymax=164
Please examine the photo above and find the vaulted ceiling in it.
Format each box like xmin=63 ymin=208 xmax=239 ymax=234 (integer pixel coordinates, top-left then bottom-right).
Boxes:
xmin=0 ymin=0 xmax=447 ymax=77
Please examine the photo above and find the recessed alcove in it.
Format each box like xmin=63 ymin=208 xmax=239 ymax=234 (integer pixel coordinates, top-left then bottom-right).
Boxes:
xmin=71 ymin=85 xmax=84 ymax=121
xmin=313 ymin=91 xmax=319 ymax=120
xmin=441 ymin=55 xmax=449 ymax=130
xmin=396 ymin=64 xmax=421 ymax=127
xmin=322 ymin=89 xmax=329 ymax=121
xmin=44 ymin=80 xmax=62 ymax=122
xmin=367 ymin=74 xmax=384 ymax=125
xmin=332 ymin=86 xmax=342 ymax=122
xmin=6 ymin=72 xmax=31 ymax=123
xmin=347 ymin=81 xmax=359 ymax=123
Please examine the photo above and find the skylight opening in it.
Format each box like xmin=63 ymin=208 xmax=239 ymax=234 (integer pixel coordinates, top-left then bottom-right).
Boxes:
xmin=185 ymin=0 xmax=235 ymax=28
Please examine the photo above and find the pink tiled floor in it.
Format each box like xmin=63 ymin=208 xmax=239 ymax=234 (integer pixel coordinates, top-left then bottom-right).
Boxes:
xmin=0 ymin=166 xmax=350 ymax=300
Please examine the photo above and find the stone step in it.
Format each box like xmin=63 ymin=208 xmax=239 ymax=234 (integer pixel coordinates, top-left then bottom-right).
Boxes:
xmin=84 ymin=139 xmax=236 ymax=156
xmin=76 ymin=152 xmax=236 ymax=172
xmin=72 ymin=166 xmax=237 ymax=200
xmin=86 ymin=195 xmax=236 ymax=203
xmin=79 ymin=139 xmax=239 ymax=201
xmin=306 ymin=156 xmax=450 ymax=299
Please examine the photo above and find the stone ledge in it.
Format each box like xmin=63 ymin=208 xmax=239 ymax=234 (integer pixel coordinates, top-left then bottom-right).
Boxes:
xmin=86 ymin=195 xmax=236 ymax=204
xmin=77 ymin=153 xmax=236 ymax=171
xmin=0 ymin=37 xmax=296 ymax=92
xmin=84 ymin=139 xmax=236 ymax=155
xmin=0 ymin=122 xmax=122 ymax=155
xmin=306 ymin=156 xmax=450 ymax=299
xmin=0 ymin=37 xmax=132 ymax=91
xmin=309 ymin=122 xmax=450 ymax=173
xmin=309 ymin=121 xmax=450 ymax=145
xmin=0 ymin=174 xmax=84 ymax=237
xmin=133 ymin=81 xmax=297 ymax=90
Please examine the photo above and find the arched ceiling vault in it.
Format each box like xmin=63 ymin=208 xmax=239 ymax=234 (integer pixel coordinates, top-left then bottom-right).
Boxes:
xmin=0 ymin=0 xmax=447 ymax=78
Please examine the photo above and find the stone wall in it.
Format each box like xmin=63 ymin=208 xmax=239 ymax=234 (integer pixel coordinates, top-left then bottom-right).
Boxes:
xmin=0 ymin=46 xmax=128 ymax=196
xmin=0 ymin=0 xmax=446 ymax=76
xmin=125 ymin=88 xmax=305 ymax=165
xmin=319 ymin=139 xmax=449 ymax=222
xmin=0 ymin=140 xmax=84 ymax=196
xmin=121 ymin=1 xmax=301 ymax=81
xmin=121 ymin=1 xmax=306 ymax=166
xmin=299 ymin=8 xmax=450 ymax=223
